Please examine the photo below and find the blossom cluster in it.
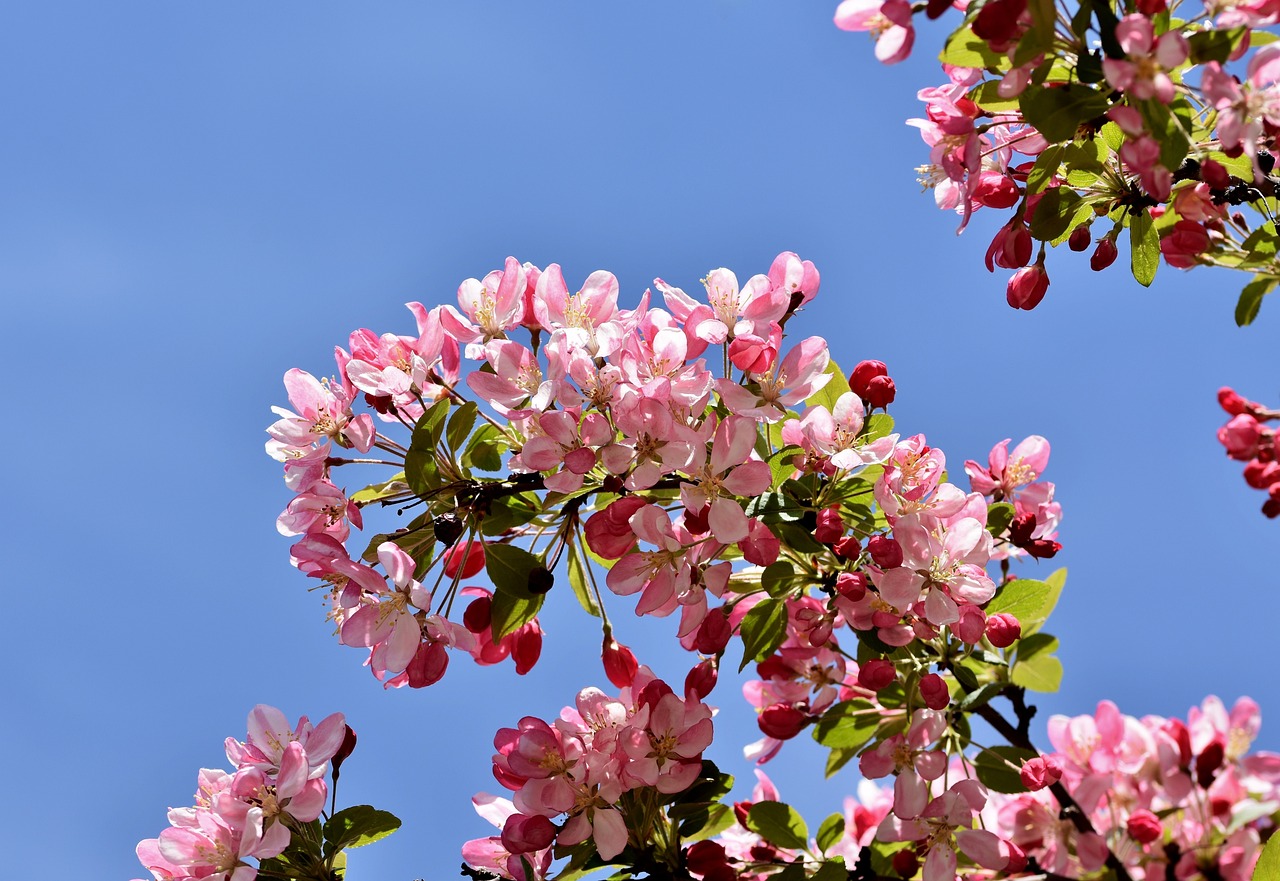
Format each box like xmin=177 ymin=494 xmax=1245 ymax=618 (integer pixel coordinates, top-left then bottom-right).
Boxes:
xmin=134 ymin=706 xmax=349 ymax=881
xmin=1216 ymin=385 xmax=1280 ymax=516
xmin=835 ymin=0 xmax=1280 ymax=322
xmin=463 ymin=669 xmax=716 ymax=878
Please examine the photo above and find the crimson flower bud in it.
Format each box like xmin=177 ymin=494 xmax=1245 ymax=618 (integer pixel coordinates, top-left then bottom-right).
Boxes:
xmin=919 ymin=673 xmax=950 ymax=710
xmin=864 ymin=374 xmax=897 ymax=409
xmin=585 ymin=496 xmax=646 ymax=559
xmin=602 ymin=637 xmax=639 ymax=688
xmin=331 ymin=724 xmax=358 ymax=776
xmin=1197 ymin=741 xmax=1225 ymax=788
xmin=849 ymin=360 xmax=889 ymax=398
xmin=1265 ymin=494 xmax=1280 ymax=519
xmin=686 ymin=841 xmax=729 ymax=876
xmin=1025 ymin=539 xmax=1062 ymax=559
xmin=405 ymin=640 xmax=449 ymax=688
xmin=684 ymin=505 xmax=711 ymax=535
xmin=512 ymin=623 xmax=542 ymax=675
xmin=758 ymin=702 xmax=809 ymax=740
xmin=685 ymin=658 xmax=719 ymax=700
xmin=733 ymin=801 xmax=752 ymax=826
xmin=1136 ymin=0 xmax=1166 ymax=14
xmin=463 ymin=594 xmax=492 ymax=634
xmin=815 ymin=505 xmax=844 ymax=544
xmin=1244 ymin=459 xmax=1280 ymax=489
xmin=833 ymin=535 xmax=863 ymax=560
xmin=1006 ymin=263 xmax=1050 ymax=310
xmin=836 ymin=572 xmax=867 ymax=602
xmin=501 ymin=813 xmax=556 ymax=854
xmin=867 ymin=535 xmax=903 ymax=569
xmin=1005 ymin=842 xmax=1028 ymax=874
xmin=443 ymin=540 xmax=486 ymax=579
xmin=1091 ymin=238 xmax=1118 ymax=271
xmin=1068 ymin=225 xmax=1093 ymax=252
xmin=695 ymin=609 xmax=733 ymax=655
xmin=892 ymin=849 xmax=920 ymax=878
xmin=972 ymin=0 xmax=1028 ymax=48
xmin=986 ymin=612 xmax=1022 ymax=648
xmin=1009 ymin=512 xmax=1036 ymax=546
xmin=858 ymin=658 xmax=896 ymax=692
xmin=1019 ymin=755 xmax=1062 ymax=791
xmin=1163 ymin=718 xmax=1193 ymax=767
xmin=1201 ymin=158 xmax=1231 ymax=190
xmin=1127 ymin=809 xmax=1163 ymax=844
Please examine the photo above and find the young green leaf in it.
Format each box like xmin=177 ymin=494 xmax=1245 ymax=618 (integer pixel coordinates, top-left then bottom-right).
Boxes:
xmin=746 ymin=801 xmax=809 ymax=850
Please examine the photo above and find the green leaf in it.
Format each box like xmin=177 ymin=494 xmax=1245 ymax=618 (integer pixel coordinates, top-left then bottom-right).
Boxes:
xmin=816 ymin=814 xmax=846 ymax=854
xmin=958 ymin=681 xmax=1007 ymax=712
xmin=1011 ymin=633 xmax=1064 ymax=692
xmin=1029 ymin=187 xmax=1085 ymax=241
xmin=1138 ymin=98 xmax=1192 ymax=171
xmin=464 ymin=423 xmax=506 ymax=472
xmin=986 ymin=502 xmax=1016 ymax=537
xmin=1187 ymin=26 xmax=1247 ymax=65
xmin=1013 ymin=0 xmax=1057 ymax=66
xmin=479 ymin=492 xmax=542 ymax=536
xmin=824 ymin=747 xmax=859 ymax=778
xmin=739 ymin=598 xmax=789 ymax=671
xmin=762 ymin=560 xmax=797 ymax=598
xmin=491 ymin=589 xmax=544 ymax=640
xmin=323 ymin=805 xmax=402 ymax=851
xmin=485 ymin=543 xmax=545 ymax=600
xmin=349 ymin=471 xmax=409 ymax=504
xmin=566 ymin=544 xmax=601 ymax=618
xmin=1026 ymin=145 xmax=1065 ymax=196
xmin=362 ymin=513 xmax=436 ymax=572
xmin=863 ymin=413 xmax=895 ymax=442
xmin=768 ymin=445 xmax=803 ymax=490
xmin=1099 ymin=121 xmax=1124 ymax=151
xmin=805 ymin=359 xmax=849 ymax=412
xmin=811 ymin=859 xmax=847 ymax=881
xmin=746 ymin=801 xmax=809 ymax=851
xmin=1129 ymin=209 xmax=1159 ymax=287
xmin=940 ymin=26 xmax=1004 ymax=69
xmin=1019 ymin=84 xmax=1111 ymax=143
xmin=985 ymin=578 xmax=1060 ymax=635
xmin=1253 ymin=821 xmax=1280 ymax=881
xmin=812 ymin=699 xmax=879 ymax=751
xmin=973 ymin=746 xmax=1038 ymax=794
xmin=968 ymin=81 xmax=1021 ymax=113
xmin=680 ymin=803 xmax=736 ymax=842
xmin=1236 ymin=277 xmax=1277 ymax=327
xmin=446 ymin=401 xmax=478 ymax=452
xmin=412 ymin=398 xmax=451 ymax=450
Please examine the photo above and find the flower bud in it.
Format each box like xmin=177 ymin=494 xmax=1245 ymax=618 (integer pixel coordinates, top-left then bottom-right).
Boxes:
xmin=1201 ymin=158 xmax=1231 ymax=190
xmin=501 ymin=813 xmax=556 ymax=854
xmin=986 ymin=612 xmax=1022 ymax=648
xmin=405 ymin=640 xmax=449 ymax=688
xmin=758 ymin=702 xmax=809 ymax=740
xmin=511 ymin=622 xmax=542 ymax=675
xmin=867 ymin=535 xmax=904 ymax=568
xmin=1244 ymin=459 xmax=1280 ymax=489
xmin=1009 ymin=512 xmax=1036 ymax=546
xmin=585 ymin=496 xmax=646 ymax=559
xmin=686 ymin=841 xmax=729 ymax=876
xmin=331 ymin=725 xmax=358 ymax=777
xmin=1126 ymin=809 xmax=1162 ymax=844
xmin=1004 ymin=842 xmax=1028 ymax=874
xmin=1162 ymin=718 xmax=1192 ymax=767
xmin=1090 ymin=238 xmax=1118 ymax=271
xmin=695 ymin=609 xmax=733 ymax=655
xmin=1196 ymin=741 xmax=1225 ymax=788
xmin=858 ymin=658 xmax=896 ymax=691
xmin=919 ymin=673 xmax=950 ymax=710
xmin=602 ymin=637 xmax=639 ymax=688
xmin=1025 ymin=539 xmax=1062 ymax=559
xmin=463 ymin=594 xmax=493 ymax=634
xmin=1019 ymin=755 xmax=1063 ymax=791
xmin=443 ymin=540 xmax=487 ymax=579
xmin=815 ymin=505 xmax=844 ymax=544
xmin=1068 ymin=225 xmax=1092 ymax=252
xmin=850 ymin=360 xmax=888 ymax=397
xmin=836 ymin=572 xmax=867 ymax=602
xmin=833 ymin=535 xmax=863 ymax=560
xmin=892 ymin=849 xmax=920 ymax=878
xmin=685 ymin=658 xmax=719 ymax=700
xmin=1136 ymin=0 xmax=1166 ymax=14
xmin=865 ymin=375 xmax=897 ymax=409
xmin=1006 ymin=263 xmax=1050 ymax=310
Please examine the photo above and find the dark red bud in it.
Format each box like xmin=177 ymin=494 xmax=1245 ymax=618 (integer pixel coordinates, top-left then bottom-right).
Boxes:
xmin=833 ymin=535 xmax=863 ymax=560
xmin=1127 ymin=809 xmax=1163 ymax=844
xmin=1090 ymin=238 xmax=1118 ymax=271
xmin=849 ymin=360 xmax=889 ymax=398
xmin=867 ymin=535 xmax=904 ymax=569
xmin=463 ymin=595 xmax=492 ymax=633
xmin=602 ymin=637 xmax=639 ymax=689
xmin=331 ymin=724 xmax=358 ymax=776
xmin=1196 ymin=740 xmax=1225 ymax=788
xmin=919 ymin=672 xmax=951 ymax=710
xmin=758 ymin=702 xmax=810 ymax=740
xmin=686 ymin=841 xmax=729 ymax=876
xmin=892 ymin=849 xmax=920 ymax=878
xmin=695 ymin=609 xmax=733 ymax=655
xmin=1068 ymin=225 xmax=1092 ymax=252
xmin=858 ymin=658 xmax=896 ymax=692
xmin=985 ymin=612 xmax=1022 ymax=648
xmin=865 ymin=375 xmax=897 ymax=409
xmin=1201 ymin=159 xmax=1231 ymax=190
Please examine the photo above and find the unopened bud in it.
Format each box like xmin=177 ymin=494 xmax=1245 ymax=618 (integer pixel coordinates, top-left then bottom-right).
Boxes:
xmin=986 ymin=612 xmax=1022 ymax=648
xmin=1006 ymin=263 xmax=1050 ymax=310
xmin=849 ymin=360 xmax=889 ymax=399
xmin=833 ymin=535 xmax=863 ymax=560
xmin=919 ymin=673 xmax=950 ymax=710
xmin=1019 ymin=755 xmax=1063 ymax=791
xmin=815 ymin=505 xmax=844 ymax=544
xmin=1068 ymin=225 xmax=1092 ymax=252
xmin=867 ymin=535 xmax=904 ymax=568
xmin=686 ymin=841 xmax=729 ymax=876
xmin=858 ymin=658 xmax=896 ymax=691
xmin=685 ymin=658 xmax=719 ymax=700
xmin=443 ymin=540 xmax=486 ymax=579
xmin=892 ymin=849 xmax=920 ymax=878
xmin=501 ymin=813 xmax=556 ymax=854
xmin=694 ymin=609 xmax=733 ymax=654
xmin=758 ymin=702 xmax=809 ymax=740
xmin=1126 ymin=809 xmax=1163 ymax=844
xmin=1090 ymin=238 xmax=1118 ymax=271
xmin=331 ymin=724 xmax=358 ymax=777
xmin=602 ymin=637 xmax=639 ymax=688
xmin=1201 ymin=158 xmax=1231 ymax=190
xmin=1196 ymin=741 xmax=1225 ymax=787
xmin=835 ymin=572 xmax=868 ymax=602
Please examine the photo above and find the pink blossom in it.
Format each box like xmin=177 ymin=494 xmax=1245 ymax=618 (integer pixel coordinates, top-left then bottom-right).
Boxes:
xmin=835 ymin=0 xmax=916 ymax=64
xmin=716 ymin=337 xmax=831 ymax=422
xmin=1102 ymin=15 xmax=1188 ymax=102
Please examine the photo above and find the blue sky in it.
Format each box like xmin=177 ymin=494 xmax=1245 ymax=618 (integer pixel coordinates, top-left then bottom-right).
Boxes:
xmin=2 ymin=3 xmax=1277 ymax=879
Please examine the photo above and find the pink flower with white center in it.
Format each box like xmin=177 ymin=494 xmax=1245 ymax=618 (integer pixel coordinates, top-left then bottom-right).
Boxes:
xmin=267 ymin=368 xmax=374 ymax=454
xmin=1102 ymin=15 xmax=1188 ymax=103
xmin=441 ymin=256 xmax=528 ymax=357
xmin=229 ymin=743 xmax=328 ymax=826
xmin=1188 ymin=695 xmax=1263 ymax=762
xmin=835 ymin=0 xmax=916 ymax=64
xmin=615 ymin=308 xmax=715 ymax=407
xmin=545 ymin=334 xmax=624 ymax=410
xmin=679 ymin=416 xmax=772 ymax=544
xmin=620 ymin=690 xmax=715 ymax=793
xmin=767 ymin=251 xmax=820 ymax=308
xmin=276 ymin=479 xmax=362 ymax=542
xmin=337 ymin=541 xmax=434 ymax=674
xmin=859 ymin=709 xmax=949 ymax=819
xmin=799 ymin=391 xmax=899 ymax=471
xmin=1046 ymin=700 xmax=1157 ymax=789
xmin=873 ymin=514 xmax=995 ymax=626
xmin=600 ymin=395 xmax=701 ymax=490
xmin=467 ymin=340 xmax=553 ymax=416
xmin=878 ymin=780 xmax=1010 ymax=881
xmin=494 ymin=716 xmax=586 ymax=815
xmin=515 ymin=409 xmax=613 ymax=493
xmin=266 ymin=438 xmax=331 ymax=493
xmin=290 ymin=533 xmax=386 ymax=607
xmin=1109 ymin=106 xmax=1174 ymax=200
xmin=686 ymin=267 xmax=789 ymax=345
xmin=462 ymin=794 xmax=553 ymax=881
xmin=965 ymin=435 xmax=1051 ymax=497
xmin=716 ymin=336 xmax=831 ymax=422
xmin=153 ymin=806 xmax=279 ymax=881
xmin=607 ymin=505 xmax=699 ymax=618
xmin=556 ymin=783 xmax=629 ymax=860
xmin=533 ymin=264 xmax=623 ymax=357
xmin=225 ymin=705 xmax=347 ymax=778
xmin=1203 ymin=46 xmax=1280 ymax=171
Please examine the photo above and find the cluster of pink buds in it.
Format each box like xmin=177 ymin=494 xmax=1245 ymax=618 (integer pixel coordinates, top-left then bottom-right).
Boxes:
xmin=134 ymin=706 xmax=351 ymax=881
xmin=464 ymin=668 xmax=715 ymax=874
xmin=1216 ymin=387 xmax=1280 ymax=517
